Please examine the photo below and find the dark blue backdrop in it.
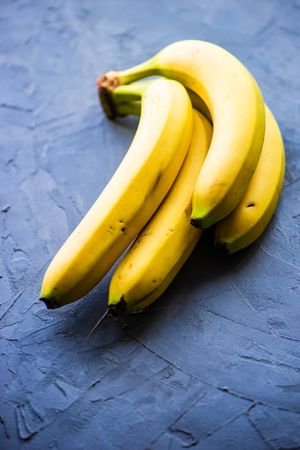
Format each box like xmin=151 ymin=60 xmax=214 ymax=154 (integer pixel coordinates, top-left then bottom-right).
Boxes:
xmin=0 ymin=1 xmax=299 ymax=449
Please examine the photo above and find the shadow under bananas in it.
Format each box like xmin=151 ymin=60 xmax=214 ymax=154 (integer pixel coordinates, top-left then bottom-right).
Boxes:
xmin=40 ymin=223 xmax=269 ymax=399
xmin=38 ymin=189 xmax=285 ymax=401
xmin=70 ymin=227 xmax=260 ymax=343
xmin=63 ymin=225 xmax=261 ymax=339
xmin=119 ymin=227 xmax=261 ymax=341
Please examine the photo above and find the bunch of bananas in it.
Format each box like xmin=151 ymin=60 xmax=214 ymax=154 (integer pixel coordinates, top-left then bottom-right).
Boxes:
xmin=40 ymin=40 xmax=285 ymax=317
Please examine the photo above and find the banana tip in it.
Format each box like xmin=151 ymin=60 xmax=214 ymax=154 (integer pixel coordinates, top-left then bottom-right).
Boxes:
xmin=108 ymin=296 xmax=127 ymax=316
xmin=190 ymin=217 xmax=204 ymax=230
xmin=214 ymin=240 xmax=231 ymax=255
xmin=40 ymin=296 xmax=58 ymax=309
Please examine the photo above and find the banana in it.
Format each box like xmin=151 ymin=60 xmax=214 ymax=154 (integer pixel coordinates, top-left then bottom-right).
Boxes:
xmin=215 ymin=106 xmax=285 ymax=253
xmin=109 ymin=108 xmax=212 ymax=313
xmin=112 ymin=83 xmax=285 ymax=255
xmin=40 ymin=79 xmax=193 ymax=308
xmin=97 ymin=40 xmax=266 ymax=229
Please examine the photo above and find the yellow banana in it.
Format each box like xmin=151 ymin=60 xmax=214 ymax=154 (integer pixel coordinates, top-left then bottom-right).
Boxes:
xmin=114 ymin=85 xmax=285 ymax=256
xmin=215 ymin=106 xmax=285 ymax=253
xmin=40 ymin=79 xmax=193 ymax=308
xmin=98 ymin=39 xmax=266 ymax=229
xmin=109 ymin=109 xmax=212 ymax=314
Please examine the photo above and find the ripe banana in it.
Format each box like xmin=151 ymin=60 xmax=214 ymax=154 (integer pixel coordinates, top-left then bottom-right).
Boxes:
xmin=40 ymin=79 xmax=193 ymax=308
xmin=215 ymin=106 xmax=285 ymax=253
xmin=98 ymin=40 xmax=266 ymax=229
xmin=109 ymin=109 xmax=212 ymax=314
xmin=113 ymin=82 xmax=285 ymax=254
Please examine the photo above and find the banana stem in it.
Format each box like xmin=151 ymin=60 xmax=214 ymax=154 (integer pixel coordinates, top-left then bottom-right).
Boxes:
xmin=97 ymin=57 xmax=158 ymax=119
xmin=97 ymin=56 xmax=157 ymax=90
xmin=103 ymin=75 xmax=199 ymax=124
xmin=114 ymin=92 xmax=212 ymax=124
xmin=117 ymin=57 xmax=158 ymax=83
xmin=116 ymin=101 xmax=141 ymax=117
xmin=97 ymin=52 xmax=211 ymax=121
xmin=99 ymin=79 xmax=151 ymax=119
xmin=112 ymin=81 xmax=151 ymax=102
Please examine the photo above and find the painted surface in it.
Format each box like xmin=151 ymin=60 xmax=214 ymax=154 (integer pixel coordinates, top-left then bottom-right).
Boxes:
xmin=0 ymin=1 xmax=299 ymax=449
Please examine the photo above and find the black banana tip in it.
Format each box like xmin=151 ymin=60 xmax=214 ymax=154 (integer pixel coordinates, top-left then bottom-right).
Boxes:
xmin=108 ymin=296 xmax=127 ymax=316
xmin=190 ymin=217 xmax=204 ymax=230
xmin=40 ymin=297 xmax=58 ymax=309
xmin=214 ymin=240 xmax=231 ymax=255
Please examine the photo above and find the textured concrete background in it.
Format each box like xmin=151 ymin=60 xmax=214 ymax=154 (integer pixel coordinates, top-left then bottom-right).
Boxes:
xmin=1 ymin=0 xmax=300 ymax=449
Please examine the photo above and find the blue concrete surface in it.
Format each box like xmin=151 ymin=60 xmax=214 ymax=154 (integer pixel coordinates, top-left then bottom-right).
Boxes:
xmin=0 ymin=0 xmax=300 ymax=449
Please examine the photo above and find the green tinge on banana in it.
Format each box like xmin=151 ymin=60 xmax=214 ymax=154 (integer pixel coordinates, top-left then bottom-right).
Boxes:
xmin=99 ymin=80 xmax=149 ymax=119
xmin=101 ymin=79 xmax=212 ymax=124
xmin=106 ymin=80 xmax=211 ymax=122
